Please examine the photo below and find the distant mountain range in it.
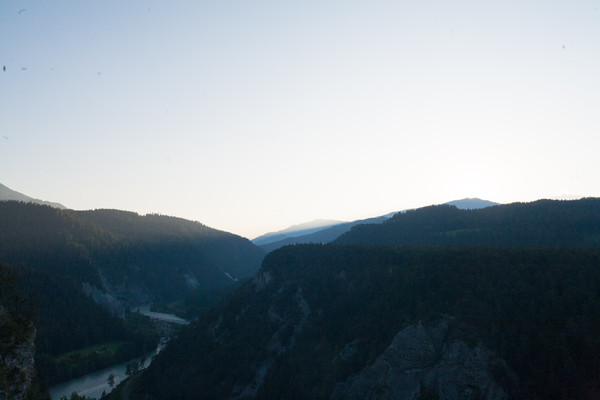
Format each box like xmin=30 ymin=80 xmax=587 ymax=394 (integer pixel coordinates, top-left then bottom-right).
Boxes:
xmin=254 ymin=198 xmax=499 ymax=253
xmin=0 ymin=182 xmax=66 ymax=209
xmin=252 ymin=219 xmax=345 ymax=246
xmin=443 ymin=197 xmax=499 ymax=209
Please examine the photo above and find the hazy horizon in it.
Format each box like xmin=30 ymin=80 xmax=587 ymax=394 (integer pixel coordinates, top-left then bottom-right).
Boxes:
xmin=2 ymin=1 xmax=599 ymax=238
xmin=0 ymin=182 xmax=587 ymax=239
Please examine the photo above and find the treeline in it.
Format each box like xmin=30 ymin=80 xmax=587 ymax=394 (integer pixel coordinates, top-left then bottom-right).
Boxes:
xmin=133 ymin=244 xmax=600 ymax=400
xmin=335 ymin=198 xmax=600 ymax=247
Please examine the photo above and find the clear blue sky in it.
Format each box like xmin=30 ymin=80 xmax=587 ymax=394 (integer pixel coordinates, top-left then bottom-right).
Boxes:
xmin=2 ymin=1 xmax=599 ymax=238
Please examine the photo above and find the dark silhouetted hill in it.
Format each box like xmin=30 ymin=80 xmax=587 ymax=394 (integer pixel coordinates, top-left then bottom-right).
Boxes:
xmin=0 ymin=201 xmax=265 ymax=385
xmin=335 ymin=198 xmax=600 ymax=247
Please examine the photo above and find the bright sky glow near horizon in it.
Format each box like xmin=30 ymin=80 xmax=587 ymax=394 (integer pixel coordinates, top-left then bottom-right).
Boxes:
xmin=1 ymin=1 xmax=600 ymax=238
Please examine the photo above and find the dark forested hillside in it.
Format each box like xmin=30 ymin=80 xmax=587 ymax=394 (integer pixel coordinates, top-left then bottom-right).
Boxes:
xmin=130 ymin=244 xmax=600 ymax=400
xmin=72 ymin=208 xmax=265 ymax=300
xmin=0 ymin=202 xmax=264 ymax=310
xmin=13 ymin=267 xmax=129 ymax=356
xmin=0 ymin=201 xmax=265 ymax=385
xmin=335 ymin=198 xmax=600 ymax=247
xmin=0 ymin=201 xmax=115 ymax=285
xmin=121 ymin=196 xmax=600 ymax=400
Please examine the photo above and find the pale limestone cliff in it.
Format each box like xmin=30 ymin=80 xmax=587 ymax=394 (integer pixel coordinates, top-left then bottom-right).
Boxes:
xmin=330 ymin=317 xmax=514 ymax=400
xmin=0 ymin=307 xmax=36 ymax=400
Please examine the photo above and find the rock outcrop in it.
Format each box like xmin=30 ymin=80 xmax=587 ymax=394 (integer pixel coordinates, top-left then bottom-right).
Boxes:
xmin=330 ymin=317 xmax=514 ymax=400
xmin=0 ymin=306 xmax=37 ymax=400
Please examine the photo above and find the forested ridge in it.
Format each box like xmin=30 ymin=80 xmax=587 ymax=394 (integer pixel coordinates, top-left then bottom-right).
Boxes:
xmin=5 ymin=198 xmax=600 ymax=398
xmin=0 ymin=201 xmax=264 ymax=387
xmin=127 ymin=199 xmax=600 ymax=400
xmin=0 ymin=202 xmax=264 ymax=301
xmin=335 ymin=198 xmax=600 ymax=247
xmin=73 ymin=209 xmax=265 ymax=296
xmin=131 ymin=244 xmax=600 ymax=399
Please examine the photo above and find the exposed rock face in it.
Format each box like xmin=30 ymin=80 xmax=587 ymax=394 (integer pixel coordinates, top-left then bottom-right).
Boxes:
xmin=253 ymin=270 xmax=273 ymax=292
xmin=330 ymin=317 xmax=513 ymax=400
xmin=83 ymin=271 xmax=153 ymax=317
xmin=229 ymin=286 xmax=312 ymax=400
xmin=0 ymin=316 xmax=36 ymax=400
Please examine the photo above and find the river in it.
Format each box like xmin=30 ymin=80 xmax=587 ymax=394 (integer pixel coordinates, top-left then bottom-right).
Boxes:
xmin=49 ymin=307 xmax=189 ymax=399
xmin=49 ymin=343 xmax=162 ymax=400
xmin=133 ymin=305 xmax=189 ymax=325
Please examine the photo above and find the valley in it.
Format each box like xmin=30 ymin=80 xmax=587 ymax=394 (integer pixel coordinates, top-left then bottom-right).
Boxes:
xmin=0 ymin=194 xmax=264 ymax=399
xmin=50 ymin=308 xmax=187 ymax=400
xmin=3 ymin=1 xmax=597 ymax=398
xmin=3 ymin=190 xmax=600 ymax=399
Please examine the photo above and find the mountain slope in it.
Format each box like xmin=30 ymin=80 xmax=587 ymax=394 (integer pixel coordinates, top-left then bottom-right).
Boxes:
xmin=0 ymin=202 xmax=264 ymax=309
xmin=126 ymin=198 xmax=600 ymax=400
xmin=0 ymin=201 xmax=265 ymax=385
xmin=334 ymin=198 xmax=600 ymax=247
xmin=73 ymin=209 xmax=265 ymax=288
xmin=0 ymin=183 xmax=66 ymax=209
xmin=130 ymin=244 xmax=600 ymax=400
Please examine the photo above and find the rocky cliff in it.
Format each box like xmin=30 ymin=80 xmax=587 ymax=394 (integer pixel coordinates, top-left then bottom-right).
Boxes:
xmin=0 ymin=306 xmax=37 ymax=400
xmin=130 ymin=245 xmax=600 ymax=399
xmin=330 ymin=317 xmax=514 ymax=400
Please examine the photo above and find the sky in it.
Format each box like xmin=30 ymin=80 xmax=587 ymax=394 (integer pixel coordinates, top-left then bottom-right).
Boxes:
xmin=1 ymin=1 xmax=599 ymax=239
